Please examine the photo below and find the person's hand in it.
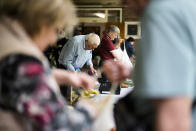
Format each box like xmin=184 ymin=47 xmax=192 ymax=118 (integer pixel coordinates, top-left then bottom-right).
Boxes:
xmin=102 ymin=60 xmax=132 ymax=82
xmin=67 ymin=72 xmax=96 ymax=89
xmin=52 ymin=69 xmax=96 ymax=89
xmin=91 ymin=68 xmax=97 ymax=75
xmin=90 ymin=65 xmax=97 ymax=75
xmin=117 ymin=38 xmax=124 ymax=44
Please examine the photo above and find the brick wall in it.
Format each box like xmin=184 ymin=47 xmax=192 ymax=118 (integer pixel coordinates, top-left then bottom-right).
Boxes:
xmin=73 ymin=0 xmax=121 ymax=5
xmin=122 ymin=6 xmax=140 ymax=22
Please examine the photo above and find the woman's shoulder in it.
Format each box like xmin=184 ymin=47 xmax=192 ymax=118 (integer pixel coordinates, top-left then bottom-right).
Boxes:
xmin=0 ymin=54 xmax=43 ymax=77
xmin=0 ymin=54 xmax=42 ymax=66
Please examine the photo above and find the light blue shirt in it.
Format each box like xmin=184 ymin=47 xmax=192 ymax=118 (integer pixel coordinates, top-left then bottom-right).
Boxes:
xmin=133 ymin=0 xmax=196 ymax=129
xmin=58 ymin=35 xmax=93 ymax=71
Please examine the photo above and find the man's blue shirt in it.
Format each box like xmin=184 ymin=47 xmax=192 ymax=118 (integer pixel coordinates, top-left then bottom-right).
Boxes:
xmin=58 ymin=35 xmax=93 ymax=71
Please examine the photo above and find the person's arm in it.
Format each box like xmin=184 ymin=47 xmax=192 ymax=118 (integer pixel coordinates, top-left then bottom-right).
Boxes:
xmin=155 ymin=97 xmax=192 ymax=131
xmin=66 ymin=63 xmax=75 ymax=71
xmin=89 ymin=64 xmax=96 ymax=74
xmin=52 ymin=68 xmax=96 ymax=89
xmin=102 ymin=37 xmax=119 ymax=60
xmin=103 ymin=60 xmax=131 ymax=82
xmin=111 ymin=40 xmax=124 ymax=60
xmin=60 ymin=39 xmax=76 ymax=71
xmin=114 ymin=38 xmax=123 ymax=48
xmin=86 ymin=52 xmax=96 ymax=74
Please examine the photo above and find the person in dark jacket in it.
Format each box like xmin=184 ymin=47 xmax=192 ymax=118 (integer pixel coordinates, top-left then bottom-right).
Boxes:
xmin=125 ymin=37 xmax=136 ymax=59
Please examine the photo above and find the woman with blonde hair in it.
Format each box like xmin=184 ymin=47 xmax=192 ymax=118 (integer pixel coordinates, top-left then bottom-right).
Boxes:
xmin=0 ymin=0 xmax=97 ymax=130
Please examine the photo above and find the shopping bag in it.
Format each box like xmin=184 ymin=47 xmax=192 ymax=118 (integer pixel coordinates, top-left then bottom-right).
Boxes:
xmin=110 ymin=43 xmax=133 ymax=68
xmin=121 ymin=42 xmax=133 ymax=68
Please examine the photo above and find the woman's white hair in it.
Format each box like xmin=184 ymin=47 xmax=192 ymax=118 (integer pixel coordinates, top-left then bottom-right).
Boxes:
xmin=85 ymin=33 xmax=100 ymax=46
xmin=106 ymin=25 xmax=120 ymax=34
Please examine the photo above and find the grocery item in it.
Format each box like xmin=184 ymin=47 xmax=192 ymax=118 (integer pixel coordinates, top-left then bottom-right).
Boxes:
xmin=81 ymin=88 xmax=100 ymax=98
xmin=120 ymin=79 xmax=133 ymax=88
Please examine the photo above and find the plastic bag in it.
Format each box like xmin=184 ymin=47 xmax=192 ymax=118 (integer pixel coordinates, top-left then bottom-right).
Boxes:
xmin=110 ymin=43 xmax=133 ymax=68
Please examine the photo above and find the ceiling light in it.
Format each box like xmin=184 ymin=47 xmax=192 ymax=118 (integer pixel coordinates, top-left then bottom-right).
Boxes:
xmin=94 ymin=13 xmax=105 ymax=18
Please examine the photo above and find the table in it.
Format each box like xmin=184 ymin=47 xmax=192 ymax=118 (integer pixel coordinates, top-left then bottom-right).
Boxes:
xmin=92 ymin=86 xmax=134 ymax=131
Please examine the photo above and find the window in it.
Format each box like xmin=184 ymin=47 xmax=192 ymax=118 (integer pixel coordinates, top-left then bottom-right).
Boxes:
xmin=77 ymin=8 xmax=122 ymax=23
xmin=108 ymin=10 xmax=121 ymax=22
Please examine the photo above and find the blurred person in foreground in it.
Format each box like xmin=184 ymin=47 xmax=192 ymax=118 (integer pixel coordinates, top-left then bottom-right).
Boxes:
xmin=0 ymin=0 xmax=100 ymax=130
xmin=104 ymin=0 xmax=196 ymax=130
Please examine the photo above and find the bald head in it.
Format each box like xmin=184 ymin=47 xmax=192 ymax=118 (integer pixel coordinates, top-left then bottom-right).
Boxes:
xmin=85 ymin=33 xmax=100 ymax=50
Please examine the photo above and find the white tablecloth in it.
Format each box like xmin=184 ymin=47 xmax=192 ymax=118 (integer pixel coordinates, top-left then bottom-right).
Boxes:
xmin=92 ymin=86 xmax=134 ymax=131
